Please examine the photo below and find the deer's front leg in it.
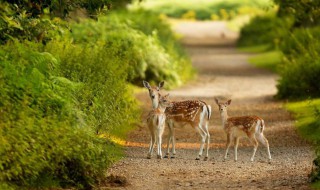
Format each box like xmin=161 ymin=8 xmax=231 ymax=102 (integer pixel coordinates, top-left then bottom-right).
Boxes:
xmin=224 ymin=133 xmax=232 ymax=161
xmin=156 ymin=124 xmax=165 ymax=159
xmin=147 ymin=131 xmax=156 ymax=159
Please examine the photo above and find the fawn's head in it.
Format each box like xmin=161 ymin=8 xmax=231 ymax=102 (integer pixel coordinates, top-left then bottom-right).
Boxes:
xmin=143 ymin=80 xmax=164 ymax=108
xmin=214 ymin=98 xmax=231 ymax=114
xmin=158 ymin=93 xmax=173 ymax=109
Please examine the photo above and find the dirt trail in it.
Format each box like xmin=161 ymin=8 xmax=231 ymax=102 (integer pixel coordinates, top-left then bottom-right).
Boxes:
xmin=104 ymin=21 xmax=313 ymax=190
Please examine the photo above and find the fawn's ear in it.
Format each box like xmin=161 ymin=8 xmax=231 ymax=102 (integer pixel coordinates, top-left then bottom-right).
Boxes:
xmin=214 ymin=98 xmax=219 ymax=105
xmin=226 ymin=99 xmax=232 ymax=105
xmin=164 ymin=93 xmax=170 ymax=98
xmin=143 ymin=80 xmax=151 ymax=89
xmin=158 ymin=81 xmax=164 ymax=90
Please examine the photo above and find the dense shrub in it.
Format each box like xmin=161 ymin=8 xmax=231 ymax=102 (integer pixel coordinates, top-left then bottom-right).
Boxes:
xmin=44 ymin=38 xmax=139 ymax=134
xmin=275 ymin=0 xmax=320 ymax=27
xmin=0 ymin=41 xmax=138 ymax=189
xmin=68 ymin=11 xmax=194 ymax=87
xmin=107 ymin=9 xmax=195 ymax=85
xmin=277 ymin=27 xmax=320 ymax=99
xmin=237 ymin=15 xmax=293 ymax=48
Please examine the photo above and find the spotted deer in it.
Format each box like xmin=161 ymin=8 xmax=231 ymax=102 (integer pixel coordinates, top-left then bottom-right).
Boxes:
xmin=146 ymin=93 xmax=172 ymax=159
xmin=143 ymin=81 xmax=212 ymax=160
xmin=214 ymin=98 xmax=272 ymax=162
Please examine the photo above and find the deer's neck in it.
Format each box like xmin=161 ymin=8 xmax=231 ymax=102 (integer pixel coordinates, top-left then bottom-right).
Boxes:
xmin=220 ymin=111 xmax=229 ymax=127
xmin=157 ymin=104 xmax=167 ymax=113
xmin=152 ymin=99 xmax=159 ymax=109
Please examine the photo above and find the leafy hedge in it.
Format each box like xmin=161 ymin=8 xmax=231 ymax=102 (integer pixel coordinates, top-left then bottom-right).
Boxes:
xmin=0 ymin=41 xmax=138 ymax=189
xmin=277 ymin=27 xmax=320 ymax=99
xmin=237 ymin=14 xmax=293 ymax=49
xmin=0 ymin=44 xmax=136 ymax=188
xmin=68 ymin=11 xmax=194 ymax=87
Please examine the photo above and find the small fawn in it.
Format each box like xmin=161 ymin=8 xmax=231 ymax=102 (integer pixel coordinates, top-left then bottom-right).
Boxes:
xmin=143 ymin=81 xmax=211 ymax=160
xmin=146 ymin=93 xmax=172 ymax=159
xmin=214 ymin=98 xmax=272 ymax=162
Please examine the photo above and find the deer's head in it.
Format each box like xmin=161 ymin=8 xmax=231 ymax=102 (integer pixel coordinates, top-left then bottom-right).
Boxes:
xmin=143 ymin=81 xmax=164 ymax=108
xmin=158 ymin=93 xmax=173 ymax=109
xmin=214 ymin=98 xmax=231 ymax=114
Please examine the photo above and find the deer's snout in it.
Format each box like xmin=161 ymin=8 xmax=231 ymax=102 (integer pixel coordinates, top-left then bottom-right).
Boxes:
xmin=151 ymin=95 xmax=155 ymax=99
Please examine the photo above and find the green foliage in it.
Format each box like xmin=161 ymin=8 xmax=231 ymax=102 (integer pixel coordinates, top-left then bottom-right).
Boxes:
xmin=3 ymin=0 xmax=132 ymax=18
xmin=44 ymin=39 xmax=139 ymax=134
xmin=248 ymin=50 xmax=283 ymax=72
xmin=277 ymin=27 xmax=320 ymax=99
xmin=0 ymin=0 xmax=133 ymax=44
xmin=107 ymin=9 xmax=195 ymax=86
xmin=68 ymin=10 xmax=194 ymax=87
xmin=0 ymin=2 xmax=68 ymax=44
xmin=131 ymin=0 xmax=274 ymax=20
xmin=275 ymin=0 xmax=320 ymax=27
xmin=0 ymin=40 xmax=138 ymax=189
xmin=237 ymin=14 xmax=293 ymax=48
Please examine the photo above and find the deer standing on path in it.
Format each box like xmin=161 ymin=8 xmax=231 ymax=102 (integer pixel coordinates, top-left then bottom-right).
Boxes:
xmin=147 ymin=93 xmax=172 ymax=159
xmin=143 ymin=81 xmax=212 ymax=160
xmin=214 ymin=98 xmax=272 ymax=162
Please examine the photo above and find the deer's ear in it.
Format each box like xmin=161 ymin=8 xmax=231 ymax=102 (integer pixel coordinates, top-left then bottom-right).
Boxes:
xmin=143 ymin=80 xmax=151 ymax=89
xmin=165 ymin=93 xmax=170 ymax=98
xmin=158 ymin=81 xmax=164 ymax=89
xmin=226 ymin=99 xmax=232 ymax=105
xmin=214 ymin=98 xmax=219 ymax=105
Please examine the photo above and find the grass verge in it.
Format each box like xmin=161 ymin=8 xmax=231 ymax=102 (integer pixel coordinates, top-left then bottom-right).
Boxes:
xmin=237 ymin=44 xmax=282 ymax=72
xmin=285 ymin=99 xmax=320 ymax=142
xmin=248 ymin=50 xmax=282 ymax=72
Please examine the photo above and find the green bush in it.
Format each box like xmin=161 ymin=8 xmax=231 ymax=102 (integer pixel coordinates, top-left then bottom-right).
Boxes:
xmin=0 ymin=40 xmax=138 ymax=189
xmin=277 ymin=27 xmax=320 ymax=99
xmin=108 ymin=9 xmax=194 ymax=85
xmin=44 ymin=38 xmax=139 ymax=134
xmin=68 ymin=11 xmax=194 ymax=87
xmin=237 ymin=15 xmax=293 ymax=48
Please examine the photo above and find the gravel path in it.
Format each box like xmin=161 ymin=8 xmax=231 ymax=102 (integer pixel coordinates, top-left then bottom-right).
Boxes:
xmin=103 ymin=21 xmax=313 ymax=190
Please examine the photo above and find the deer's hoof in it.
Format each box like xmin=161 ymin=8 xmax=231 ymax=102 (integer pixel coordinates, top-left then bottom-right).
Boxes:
xmin=204 ymin=157 xmax=208 ymax=161
xmin=157 ymin=155 xmax=162 ymax=159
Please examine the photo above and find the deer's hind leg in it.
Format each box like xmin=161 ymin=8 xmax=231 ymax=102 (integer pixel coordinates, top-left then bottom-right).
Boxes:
xmin=256 ymin=133 xmax=272 ymax=161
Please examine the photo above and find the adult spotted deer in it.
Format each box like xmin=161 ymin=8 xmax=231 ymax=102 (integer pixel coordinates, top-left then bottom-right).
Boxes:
xmin=143 ymin=81 xmax=212 ymax=160
xmin=214 ymin=98 xmax=272 ymax=162
xmin=147 ymin=93 xmax=172 ymax=159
